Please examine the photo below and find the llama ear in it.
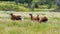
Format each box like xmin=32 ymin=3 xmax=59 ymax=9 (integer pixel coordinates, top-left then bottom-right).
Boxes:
xmin=10 ymin=13 xmax=13 ymax=15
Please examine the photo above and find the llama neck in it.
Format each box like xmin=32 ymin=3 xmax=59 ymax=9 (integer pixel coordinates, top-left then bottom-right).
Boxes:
xmin=11 ymin=14 xmax=14 ymax=17
xmin=30 ymin=15 xmax=33 ymax=20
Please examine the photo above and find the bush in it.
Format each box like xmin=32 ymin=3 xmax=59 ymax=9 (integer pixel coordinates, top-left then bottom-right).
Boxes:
xmin=0 ymin=2 xmax=30 ymax=12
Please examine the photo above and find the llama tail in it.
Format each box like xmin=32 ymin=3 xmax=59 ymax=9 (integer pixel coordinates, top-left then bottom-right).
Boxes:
xmin=20 ymin=16 xmax=24 ymax=21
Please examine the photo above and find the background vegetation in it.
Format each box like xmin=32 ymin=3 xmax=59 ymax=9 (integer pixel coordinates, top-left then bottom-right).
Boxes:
xmin=0 ymin=0 xmax=60 ymax=12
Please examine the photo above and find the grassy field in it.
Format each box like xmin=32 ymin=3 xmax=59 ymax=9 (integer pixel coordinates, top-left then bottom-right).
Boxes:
xmin=0 ymin=12 xmax=60 ymax=34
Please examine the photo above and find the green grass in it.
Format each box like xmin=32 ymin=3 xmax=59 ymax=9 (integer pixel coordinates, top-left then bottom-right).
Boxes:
xmin=0 ymin=12 xmax=60 ymax=34
xmin=0 ymin=17 xmax=60 ymax=34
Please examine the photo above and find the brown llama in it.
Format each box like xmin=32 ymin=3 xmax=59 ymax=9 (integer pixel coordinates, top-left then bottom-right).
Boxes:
xmin=40 ymin=16 xmax=48 ymax=23
xmin=10 ymin=13 xmax=22 ymax=20
xmin=29 ymin=14 xmax=40 ymax=22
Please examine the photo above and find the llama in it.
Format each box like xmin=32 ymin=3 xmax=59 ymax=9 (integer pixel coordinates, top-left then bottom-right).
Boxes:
xmin=10 ymin=13 xmax=23 ymax=20
xmin=40 ymin=16 xmax=48 ymax=22
xmin=29 ymin=14 xmax=40 ymax=22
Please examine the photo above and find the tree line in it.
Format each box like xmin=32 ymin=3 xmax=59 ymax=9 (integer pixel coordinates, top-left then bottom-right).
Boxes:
xmin=0 ymin=0 xmax=60 ymax=11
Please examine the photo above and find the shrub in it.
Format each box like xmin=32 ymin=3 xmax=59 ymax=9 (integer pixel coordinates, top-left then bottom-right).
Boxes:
xmin=0 ymin=2 xmax=30 ymax=12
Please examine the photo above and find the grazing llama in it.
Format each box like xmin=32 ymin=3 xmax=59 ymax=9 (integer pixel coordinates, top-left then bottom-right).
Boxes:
xmin=40 ymin=16 xmax=48 ymax=23
xmin=10 ymin=13 xmax=23 ymax=20
xmin=29 ymin=14 xmax=40 ymax=22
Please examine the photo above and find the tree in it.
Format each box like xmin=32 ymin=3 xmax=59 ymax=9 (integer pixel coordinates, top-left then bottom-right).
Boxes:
xmin=46 ymin=0 xmax=52 ymax=9
xmin=48 ymin=2 xmax=52 ymax=9
xmin=19 ymin=0 xmax=25 ymax=4
xmin=0 ymin=0 xmax=14 ymax=1
xmin=27 ymin=0 xmax=33 ymax=8
xmin=34 ymin=3 xmax=38 ymax=8
xmin=57 ymin=0 xmax=60 ymax=8
xmin=14 ymin=0 xmax=19 ymax=5
xmin=54 ymin=0 xmax=60 ymax=12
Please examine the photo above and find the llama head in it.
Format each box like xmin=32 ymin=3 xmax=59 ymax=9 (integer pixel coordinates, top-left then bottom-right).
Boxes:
xmin=10 ymin=13 xmax=13 ymax=16
xmin=29 ymin=13 xmax=32 ymax=16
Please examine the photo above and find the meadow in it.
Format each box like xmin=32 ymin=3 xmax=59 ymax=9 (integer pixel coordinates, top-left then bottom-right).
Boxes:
xmin=0 ymin=11 xmax=60 ymax=34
